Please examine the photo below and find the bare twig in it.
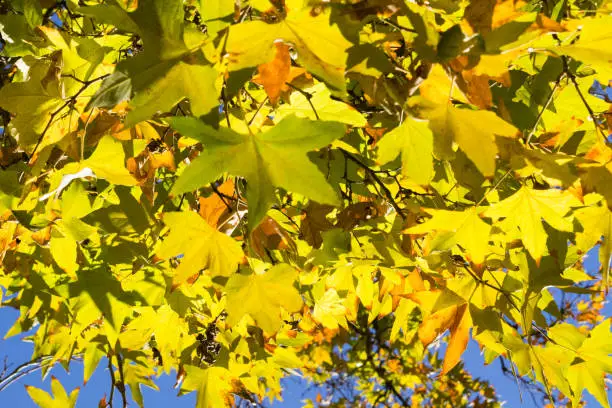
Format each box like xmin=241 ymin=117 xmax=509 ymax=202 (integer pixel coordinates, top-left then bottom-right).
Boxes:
xmin=115 ymin=353 xmax=127 ymax=408
xmin=0 ymin=355 xmax=54 ymax=392
xmin=30 ymin=73 xmax=110 ymax=159
xmin=339 ymin=148 xmax=406 ymax=220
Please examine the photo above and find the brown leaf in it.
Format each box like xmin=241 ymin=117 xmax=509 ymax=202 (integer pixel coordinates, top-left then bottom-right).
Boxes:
xmin=336 ymin=201 xmax=385 ymax=230
xmin=300 ymin=202 xmax=334 ymax=248
xmin=251 ymin=216 xmax=296 ymax=258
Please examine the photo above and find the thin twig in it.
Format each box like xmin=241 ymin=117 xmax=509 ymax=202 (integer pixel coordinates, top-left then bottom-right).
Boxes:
xmin=107 ymin=356 xmax=115 ymax=408
xmin=285 ymin=82 xmax=320 ymax=120
xmin=115 ymin=353 xmax=127 ymax=408
xmin=526 ymin=75 xmax=563 ymax=144
xmin=339 ymin=148 xmax=406 ymax=220
xmin=0 ymin=356 xmax=54 ymax=392
xmin=476 ymin=168 xmax=513 ymax=207
xmin=30 ymin=73 xmax=110 ymax=159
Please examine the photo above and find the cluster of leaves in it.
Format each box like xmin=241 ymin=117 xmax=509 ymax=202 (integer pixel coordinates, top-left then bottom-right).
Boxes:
xmin=0 ymin=0 xmax=611 ymax=407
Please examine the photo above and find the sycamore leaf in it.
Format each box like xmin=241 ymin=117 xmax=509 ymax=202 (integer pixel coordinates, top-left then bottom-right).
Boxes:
xmin=170 ymin=115 xmax=344 ymax=228
xmin=225 ymin=7 xmax=353 ymax=92
xmin=224 ymin=264 xmax=303 ymax=334
xmin=575 ymin=197 xmax=612 ymax=290
xmin=0 ymin=56 xmax=64 ymax=151
xmin=84 ymin=70 xmax=131 ymax=110
xmin=485 ymin=186 xmax=580 ymax=262
xmin=183 ymin=366 xmax=235 ymax=408
xmin=254 ymin=41 xmax=292 ymax=105
xmin=82 ymin=0 xmax=217 ymax=126
xmin=26 ymin=376 xmax=80 ymax=408
xmin=406 ymin=207 xmax=491 ymax=264
xmin=313 ymin=288 xmax=347 ymax=330
xmin=55 ymin=267 xmax=146 ymax=345
xmin=124 ymin=59 xmax=218 ymax=126
xmin=377 ymin=116 xmax=434 ymax=185
xmin=85 ymin=136 xmax=138 ymax=186
xmin=550 ymin=319 xmax=612 ymax=408
xmin=156 ymin=211 xmax=244 ymax=288
xmin=411 ymin=290 xmax=471 ymax=375
xmin=274 ymin=83 xmax=366 ymax=126
xmin=424 ymin=103 xmax=518 ymax=177
xmin=556 ymin=17 xmax=612 ymax=73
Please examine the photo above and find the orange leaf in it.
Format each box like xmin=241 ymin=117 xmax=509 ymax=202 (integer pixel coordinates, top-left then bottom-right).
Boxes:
xmin=251 ymin=215 xmax=296 ymax=258
xmin=254 ymin=42 xmax=292 ymax=105
xmin=442 ymin=304 xmax=471 ymax=374
xmin=198 ymin=179 xmax=235 ymax=228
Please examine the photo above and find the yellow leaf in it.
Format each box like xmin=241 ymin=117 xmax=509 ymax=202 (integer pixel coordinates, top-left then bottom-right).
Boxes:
xmin=313 ymin=288 xmax=347 ymax=330
xmin=485 ymin=186 xmax=580 ymax=262
xmin=225 ymin=264 xmax=303 ymax=334
xmin=156 ymin=211 xmax=244 ymax=288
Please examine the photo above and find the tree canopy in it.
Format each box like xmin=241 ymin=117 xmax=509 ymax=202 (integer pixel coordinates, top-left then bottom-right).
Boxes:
xmin=0 ymin=0 xmax=611 ymax=407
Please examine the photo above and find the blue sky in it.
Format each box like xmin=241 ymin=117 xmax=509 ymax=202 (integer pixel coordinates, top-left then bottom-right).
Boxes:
xmin=0 ymin=248 xmax=609 ymax=407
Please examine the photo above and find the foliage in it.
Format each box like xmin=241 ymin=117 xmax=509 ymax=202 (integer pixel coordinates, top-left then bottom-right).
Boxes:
xmin=0 ymin=0 xmax=611 ymax=407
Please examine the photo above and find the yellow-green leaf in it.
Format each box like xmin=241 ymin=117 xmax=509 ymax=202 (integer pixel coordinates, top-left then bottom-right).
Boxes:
xmin=225 ymin=264 xmax=303 ymax=334
xmin=156 ymin=211 xmax=244 ymax=287
xmin=377 ymin=116 xmax=434 ymax=185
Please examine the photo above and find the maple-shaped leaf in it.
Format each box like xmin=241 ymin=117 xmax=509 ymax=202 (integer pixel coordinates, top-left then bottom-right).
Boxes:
xmin=26 ymin=376 xmax=80 ymax=408
xmin=313 ymin=288 xmax=348 ymax=330
xmin=556 ymin=16 xmax=612 ymax=73
xmin=423 ymin=102 xmax=518 ymax=177
xmin=377 ymin=116 xmax=434 ymax=185
xmin=545 ymin=320 xmax=612 ymax=408
xmin=54 ymin=266 xmax=146 ymax=345
xmin=0 ymin=56 xmax=64 ymax=151
xmin=224 ymin=264 xmax=303 ymax=334
xmin=405 ymin=207 xmax=491 ymax=264
xmin=170 ymin=115 xmax=344 ymax=228
xmin=274 ymin=83 xmax=366 ymax=126
xmin=123 ymin=362 xmax=159 ymax=408
xmin=198 ymin=179 xmax=236 ymax=229
xmin=485 ymin=186 xmax=580 ymax=262
xmin=225 ymin=7 xmax=353 ymax=92
xmin=156 ymin=211 xmax=244 ymax=288
xmin=253 ymin=41 xmax=292 ymax=105
xmin=182 ymin=366 xmax=235 ymax=408
xmin=81 ymin=0 xmax=218 ymax=125
xmin=575 ymin=196 xmax=612 ymax=290
xmin=410 ymin=290 xmax=471 ymax=374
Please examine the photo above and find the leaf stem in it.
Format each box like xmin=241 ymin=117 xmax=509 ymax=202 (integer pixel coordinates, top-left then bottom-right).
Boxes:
xmin=285 ymin=82 xmax=320 ymax=120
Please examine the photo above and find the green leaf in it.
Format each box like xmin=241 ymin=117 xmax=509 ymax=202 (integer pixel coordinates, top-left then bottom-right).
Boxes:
xmin=124 ymin=58 xmax=218 ymax=126
xmin=82 ymin=0 xmax=217 ymax=125
xmin=225 ymin=264 xmax=303 ymax=334
xmin=84 ymin=70 xmax=132 ymax=110
xmin=156 ymin=211 xmax=244 ymax=287
xmin=170 ymin=115 xmax=344 ymax=227
xmin=274 ymin=83 xmax=366 ymax=126
xmin=23 ymin=0 xmax=43 ymax=29
xmin=377 ymin=116 xmax=434 ymax=185
xmin=0 ymin=56 xmax=64 ymax=150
